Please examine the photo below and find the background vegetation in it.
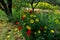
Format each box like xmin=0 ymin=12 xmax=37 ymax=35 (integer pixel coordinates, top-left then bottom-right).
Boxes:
xmin=0 ymin=0 xmax=60 ymax=40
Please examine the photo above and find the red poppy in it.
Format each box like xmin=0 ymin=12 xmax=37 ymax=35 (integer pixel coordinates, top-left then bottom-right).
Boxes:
xmin=15 ymin=21 xmax=19 ymax=25
xmin=18 ymin=26 xmax=22 ymax=30
xmin=22 ymin=16 xmax=25 ymax=20
xmin=29 ymin=10 xmax=33 ymax=14
xmin=26 ymin=30 xmax=31 ymax=36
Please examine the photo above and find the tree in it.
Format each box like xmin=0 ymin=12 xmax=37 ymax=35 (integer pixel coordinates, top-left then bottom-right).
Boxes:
xmin=21 ymin=0 xmax=40 ymax=11
xmin=0 ymin=0 xmax=12 ymax=16
xmin=28 ymin=0 xmax=40 ymax=11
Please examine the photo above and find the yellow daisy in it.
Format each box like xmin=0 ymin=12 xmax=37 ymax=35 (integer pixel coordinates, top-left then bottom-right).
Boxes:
xmin=14 ymin=28 xmax=18 ymax=31
xmin=23 ymin=15 xmax=26 ymax=17
xmin=30 ymin=19 xmax=34 ymax=24
xmin=35 ymin=18 xmax=39 ymax=22
xmin=38 ymin=30 xmax=41 ymax=33
xmin=17 ymin=30 xmax=19 ymax=32
xmin=26 ymin=25 xmax=31 ymax=30
xmin=30 ymin=14 xmax=33 ymax=17
xmin=51 ymin=30 xmax=55 ymax=33
xmin=7 ymin=35 xmax=10 ymax=39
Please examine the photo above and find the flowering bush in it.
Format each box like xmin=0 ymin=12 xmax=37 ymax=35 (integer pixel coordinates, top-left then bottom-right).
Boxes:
xmin=0 ymin=0 xmax=60 ymax=40
xmin=12 ymin=9 xmax=60 ymax=40
xmin=11 ymin=1 xmax=60 ymax=40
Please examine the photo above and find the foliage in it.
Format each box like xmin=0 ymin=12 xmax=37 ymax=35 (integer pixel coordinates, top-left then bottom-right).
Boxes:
xmin=0 ymin=0 xmax=60 ymax=40
xmin=33 ymin=2 xmax=52 ymax=9
xmin=33 ymin=2 xmax=60 ymax=10
xmin=12 ymin=0 xmax=60 ymax=40
xmin=12 ymin=1 xmax=60 ymax=10
xmin=12 ymin=8 xmax=60 ymax=40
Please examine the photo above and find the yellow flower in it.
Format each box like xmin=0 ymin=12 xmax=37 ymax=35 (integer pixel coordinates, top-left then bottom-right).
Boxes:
xmin=30 ymin=14 xmax=33 ymax=17
xmin=17 ymin=30 xmax=19 ymax=32
xmin=35 ymin=18 xmax=39 ymax=22
xmin=7 ymin=35 xmax=10 ymax=39
xmin=51 ymin=30 xmax=55 ymax=33
xmin=33 ymin=15 xmax=36 ymax=17
xmin=14 ymin=28 xmax=18 ymax=31
xmin=30 ymin=14 xmax=36 ymax=17
xmin=23 ymin=15 xmax=26 ymax=17
xmin=26 ymin=25 xmax=31 ymax=30
xmin=38 ymin=30 xmax=41 ymax=33
xmin=34 ymin=32 xmax=36 ymax=34
xmin=30 ymin=19 xmax=34 ymax=24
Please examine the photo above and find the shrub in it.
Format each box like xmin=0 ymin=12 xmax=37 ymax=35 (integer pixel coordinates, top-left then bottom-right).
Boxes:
xmin=12 ymin=8 xmax=60 ymax=40
xmin=33 ymin=2 xmax=60 ymax=10
xmin=33 ymin=2 xmax=53 ymax=9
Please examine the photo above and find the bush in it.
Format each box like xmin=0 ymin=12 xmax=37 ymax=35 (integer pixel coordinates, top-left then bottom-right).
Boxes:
xmin=33 ymin=2 xmax=53 ymax=9
xmin=12 ymin=8 xmax=60 ymax=40
xmin=33 ymin=2 xmax=60 ymax=10
xmin=12 ymin=1 xmax=60 ymax=10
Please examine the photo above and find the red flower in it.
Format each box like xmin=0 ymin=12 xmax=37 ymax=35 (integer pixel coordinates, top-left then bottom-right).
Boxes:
xmin=18 ymin=26 xmax=22 ymax=30
xmin=15 ymin=21 xmax=19 ymax=25
xmin=29 ymin=10 xmax=33 ymax=14
xmin=22 ymin=16 xmax=25 ymax=20
xmin=26 ymin=30 xmax=31 ymax=36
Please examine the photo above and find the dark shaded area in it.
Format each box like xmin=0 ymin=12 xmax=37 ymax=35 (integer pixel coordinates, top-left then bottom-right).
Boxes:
xmin=0 ymin=0 xmax=12 ymax=16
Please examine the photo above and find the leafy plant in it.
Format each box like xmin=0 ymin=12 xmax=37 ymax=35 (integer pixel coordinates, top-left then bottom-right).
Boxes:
xmin=12 ymin=9 xmax=60 ymax=40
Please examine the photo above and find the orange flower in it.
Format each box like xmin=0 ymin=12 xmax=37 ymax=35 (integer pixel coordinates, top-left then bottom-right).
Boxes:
xmin=26 ymin=25 xmax=31 ymax=30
